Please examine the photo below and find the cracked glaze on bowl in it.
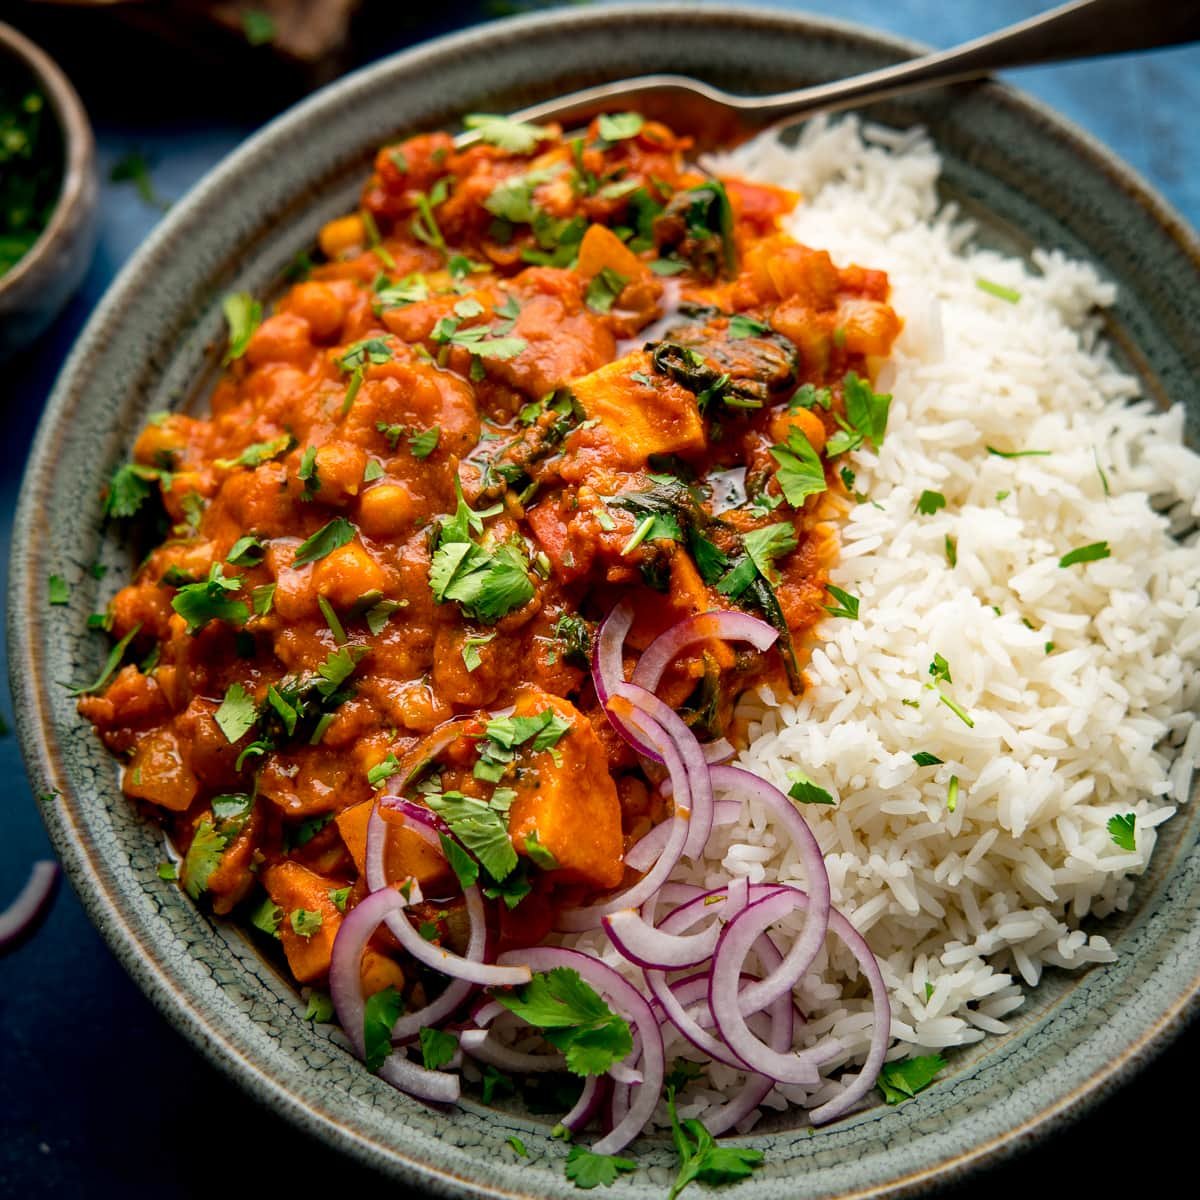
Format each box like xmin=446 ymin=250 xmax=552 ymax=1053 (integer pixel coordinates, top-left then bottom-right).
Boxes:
xmin=9 ymin=5 xmax=1200 ymax=1198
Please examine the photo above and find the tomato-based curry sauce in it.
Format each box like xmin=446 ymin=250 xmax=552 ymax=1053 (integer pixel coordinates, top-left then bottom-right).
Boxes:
xmin=79 ymin=116 xmax=900 ymax=996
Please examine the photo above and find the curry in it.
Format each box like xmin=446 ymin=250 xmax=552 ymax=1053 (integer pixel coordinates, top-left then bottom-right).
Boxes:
xmin=79 ymin=113 xmax=900 ymax=997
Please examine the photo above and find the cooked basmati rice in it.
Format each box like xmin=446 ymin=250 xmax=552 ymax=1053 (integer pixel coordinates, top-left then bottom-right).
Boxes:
xmin=559 ymin=117 xmax=1200 ymax=1128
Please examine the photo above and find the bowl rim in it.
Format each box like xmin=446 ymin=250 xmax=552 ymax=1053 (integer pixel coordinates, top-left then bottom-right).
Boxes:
xmin=9 ymin=3 xmax=1200 ymax=1196
xmin=0 ymin=20 xmax=96 ymax=296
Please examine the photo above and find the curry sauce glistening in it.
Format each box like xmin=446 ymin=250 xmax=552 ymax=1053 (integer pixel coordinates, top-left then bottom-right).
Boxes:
xmin=79 ymin=113 xmax=900 ymax=992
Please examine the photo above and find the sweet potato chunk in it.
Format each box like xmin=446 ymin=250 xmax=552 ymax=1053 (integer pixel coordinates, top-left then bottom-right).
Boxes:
xmin=570 ymin=351 xmax=705 ymax=466
xmin=262 ymin=861 xmax=346 ymax=983
xmin=335 ymin=797 xmax=451 ymax=888
xmin=506 ymin=690 xmax=623 ymax=889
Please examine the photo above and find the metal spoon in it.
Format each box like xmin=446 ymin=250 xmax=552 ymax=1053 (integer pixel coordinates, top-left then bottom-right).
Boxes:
xmin=460 ymin=0 xmax=1200 ymax=153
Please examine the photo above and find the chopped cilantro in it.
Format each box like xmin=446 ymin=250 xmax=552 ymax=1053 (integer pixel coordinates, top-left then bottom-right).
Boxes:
xmin=290 ymin=908 xmax=323 ymax=939
xmin=65 ymin=622 xmax=142 ymax=697
xmin=823 ymin=583 xmax=860 ymax=620
xmin=182 ymin=820 xmax=226 ymax=899
xmin=157 ymin=862 xmax=177 ymax=881
xmin=103 ymin=462 xmax=161 ymax=520
xmin=409 ymin=427 xmax=440 ymax=459
xmin=440 ymin=832 xmax=481 ymax=890
xmin=418 ymin=1026 xmax=458 ymax=1070
xmin=975 ymin=278 xmax=1021 ymax=303
xmin=303 ymin=990 xmax=335 ymax=1022
xmin=524 ymin=830 xmax=559 ymax=871
xmin=945 ymin=535 xmax=958 ymax=567
xmin=251 ymin=583 xmax=277 ymax=616
xmin=248 ymin=894 xmax=282 ymax=938
xmin=1108 ymin=812 xmax=1137 ymax=851
xmin=464 ymin=113 xmax=550 ymax=154
xmin=565 ymin=1147 xmax=637 ymax=1189
xmin=787 ymin=772 xmax=834 ymax=806
xmin=328 ymin=886 xmax=351 ymax=913
xmin=728 ymin=314 xmax=770 ymax=339
xmin=317 ymin=595 xmax=347 ymax=645
xmin=791 ymin=383 xmax=833 ymax=411
xmin=585 ymin=267 xmax=627 ymax=314
xmin=947 ymin=774 xmax=960 ymax=813
xmin=843 ymin=371 xmax=891 ymax=449
xmin=916 ymin=490 xmax=945 ymax=515
xmin=986 ymin=446 xmax=1051 ymax=458
xmin=494 ymin=968 xmax=633 ymax=1077
xmin=221 ymin=292 xmax=262 ymax=364
xmin=877 ymin=1054 xmax=946 ymax=1105
xmin=215 ymin=681 xmax=257 ymax=744
xmin=770 ymin=428 xmax=827 ymax=508
xmin=597 ymin=112 xmax=644 ymax=142
xmin=740 ymin=523 xmax=797 ymax=586
xmin=363 ymin=985 xmax=404 ymax=1072
xmin=461 ymin=631 xmax=496 ymax=672
xmin=241 ymin=9 xmax=275 ymax=45
xmin=507 ymin=1135 xmax=527 ymax=1157
xmin=226 ymin=535 xmax=265 ymax=566
xmin=912 ymin=752 xmax=943 ymax=766
xmin=366 ymin=597 xmax=403 ymax=634
xmin=48 ymin=574 xmax=69 ymax=605
xmin=666 ymin=1089 xmax=764 ymax=1200
xmin=427 ymin=792 xmax=517 ymax=882
xmin=1059 ymin=541 xmax=1111 ymax=568
xmin=172 ymin=565 xmax=248 ymax=634
xmin=929 ymin=653 xmax=953 ymax=685
xmin=293 ymin=517 xmax=356 ymax=567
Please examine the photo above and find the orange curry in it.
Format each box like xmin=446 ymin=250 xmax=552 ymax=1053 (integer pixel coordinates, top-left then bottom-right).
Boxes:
xmin=80 ymin=115 xmax=900 ymax=996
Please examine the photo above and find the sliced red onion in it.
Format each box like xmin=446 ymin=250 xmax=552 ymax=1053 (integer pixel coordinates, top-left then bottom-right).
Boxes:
xmin=328 ymin=886 xmax=460 ymax=1104
xmin=459 ymin=1027 xmax=566 ymax=1073
xmin=378 ymin=794 xmax=450 ymax=839
xmin=710 ymin=766 xmax=832 ymax=1012
xmin=592 ymin=599 xmax=656 ymax=758
xmin=613 ymin=681 xmax=713 ymax=859
xmin=625 ymin=799 xmax=739 ymax=874
xmin=703 ymin=737 xmax=736 ymax=765
xmin=560 ymin=1075 xmax=605 ymax=1134
xmin=608 ymin=1060 xmax=644 ymax=1086
xmin=498 ymin=946 xmax=664 ymax=1156
xmin=631 ymin=610 xmax=778 ymax=693
xmin=710 ymin=889 xmax=842 ymax=1086
xmin=556 ymin=704 xmax=691 ymax=932
xmin=0 ymin=861 xmax=58 ymax=952
xmin=603 ymin=905 xmax=723 ymax=971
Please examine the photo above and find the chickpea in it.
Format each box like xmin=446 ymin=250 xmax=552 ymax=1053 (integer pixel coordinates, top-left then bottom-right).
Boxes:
xmin=311 ymin=541 xmax=386 ymax=608
xmin=318 ymin=213 xmax=366 ymax=259
xmin=357 ymin=482 xmax=417 ymax=538
xmin=245 ymin=313 xmax=312 ymax=366
xmin=285 ymin=281 xmax=346 ymax=341
xmin=313 ymin=442 xmax=367 ymax=506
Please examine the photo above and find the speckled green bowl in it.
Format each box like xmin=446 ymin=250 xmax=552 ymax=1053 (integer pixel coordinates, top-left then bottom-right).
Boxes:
xmin=10 ymin=5 xmax=1200 ymax=1198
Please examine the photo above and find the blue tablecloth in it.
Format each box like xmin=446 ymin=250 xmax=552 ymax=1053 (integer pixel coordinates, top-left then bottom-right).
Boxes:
xmin=2 ymin=3 xmax=1197 ymax=1195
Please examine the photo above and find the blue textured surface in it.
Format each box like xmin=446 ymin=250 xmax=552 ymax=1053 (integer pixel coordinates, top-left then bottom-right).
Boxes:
xmin=1 ymin=2 xmax=1197 ymax=1195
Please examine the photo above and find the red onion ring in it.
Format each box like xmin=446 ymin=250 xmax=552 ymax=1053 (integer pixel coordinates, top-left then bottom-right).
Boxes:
xmin=498 ymin=946 xmax=663 ymax=1156
xmin=631 ymin=611 xmax=778 ymax=693
xmin=328 ymin=886 xmax=460 ymax=1104
xmin=458 ymin=1027 xmax=567 ymax=1073
xmin=625 ymin=799 xmax=739 ymax=874
xmin=613 ymin=681 xmax=714 ymax=860
xmin=560 ymin=1075 xmax=605 ymax=1134
xmin=0 ymin=860 xmax=58 ymax=952
xmin=556 ymin=703 xmax=691 ymax=932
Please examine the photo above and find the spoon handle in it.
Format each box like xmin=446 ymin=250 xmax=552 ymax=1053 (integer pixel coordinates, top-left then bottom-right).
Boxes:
xmin=748 ymin=0 xmax=1200 ymax=125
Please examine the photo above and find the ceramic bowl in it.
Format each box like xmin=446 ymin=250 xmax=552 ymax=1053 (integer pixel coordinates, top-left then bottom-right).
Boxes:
xmin=0 ymin=21 xmax=98 ymax=359
xmin=9 ymin=5 xmax=1200 ymax=1197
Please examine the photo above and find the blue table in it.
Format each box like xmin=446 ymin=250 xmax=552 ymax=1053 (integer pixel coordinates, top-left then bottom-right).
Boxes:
xmin=2 ymin=3 xmax=1197 ymax=1195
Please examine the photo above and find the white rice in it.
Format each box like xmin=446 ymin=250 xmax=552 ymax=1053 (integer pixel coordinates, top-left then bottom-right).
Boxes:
xmin=561 ymin=118 xmax=1200 ymax=1127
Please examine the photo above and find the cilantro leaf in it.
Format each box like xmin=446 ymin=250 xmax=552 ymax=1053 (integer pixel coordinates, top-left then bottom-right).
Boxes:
xmin=182 ymin=820 xmax=226 ymax=899
xmin=409 ymin=427 xmax=440 ymax=459
xmin=929 ymin=652 xmax=953 ymax=684
xmin=293 ymin=517 xmax=356 ymax=567
xmin=507 ymin=1135 xmax=527 ymax=1157
xmin=791 ymin=383 xmax=833 ymax=411
xmin=248 ymin=893 xmax=282 ymax=938
xmin=666 ymin=1089 xmax=764 ymax=1200
xmin=912 ymin=752 xmax=944 ymax=766
xmin=328 ymin=886 xmax=350 ymax=912
xmin=305 ymin=990 xmax=335 ymax=1022
xmin=976 ymin=278 xmax=1021 ymax=303
xmin=585 ymin=267 xmax=627 ymax=315
xmin=172 ymin=565 xmax=249 ymax=634
xmin=363 ymin=985 xmax=404 ymax=1072
xmin=1059 ymin=541 xmax=1111 ymax=568
xmin=823 ymin=583 xmax=859 ymax=620
xmin=427 ymin=792 xmax=517 ymax=882
xmin=418 ymin=1026 xmax=458 ymax=1070
xmin=787 ymin=772 xmax=834 ymax=806
xmin=104 ymin=463 xmax=161 ymax=520
xmin=461 ymin=631 xmax=496 ymax=672
xmin=729 ymin=314 xmax=770 ymax=339
xmin=876 ymin=1054 xmax=946 ymax=1105
xmin=289 ymin=908 xmax=323 ymax=938
xmin=227 ymin=534 xmax=266 ymax=566
xmin=916 ymin=490 xmax=945 ymax=515
xmin=740 ymin=523 xmax=797 ymax=586
xmin=1107 ymin=812 xmax=1137 ymax=851
xmin=770 ymin=428 xmax=827 ymax=508
xmin=222 ymin=292 xmax=262 ymax=364
xmin=48 ymin=574 xmax=69 ymax=605
xmin=440 ymin=832 xmax=481 ymax=890
xmin=843 ymin=371 xmax=890 ymax=449
xmin=465 ymin=113 xmax=550 ymax=154
xmin=215 ymin=681 xmax=257 ymax=744
xmin=565 ymin=1146 xmax=637 ymax=1189
xmin=986 ymin=445 xmax=1051 ymax=459
xmin=524 ymin=830 xmax=559 ymax=871
xmin=597 ymin=112 xmax=644 ymax=142
xmin=429 ymin=540 xmax=534 ymax=624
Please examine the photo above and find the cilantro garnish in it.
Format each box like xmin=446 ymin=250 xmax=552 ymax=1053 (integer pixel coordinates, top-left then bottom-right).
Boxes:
xmin=929 ymin=652 xmax=953 ymax=684
xmin=843 ymin=371 xmax=891 ymax=450
xmin=293 ymin=517 xmax=356 ymax=567
xmin=947 ymin=774 xmax=960 ymax=813
xmin=524 ymin=830 xmax=559 ymax=871
xmin=418 ymin=1026 xmax=458 ymax=1070
xmin=304 ymin=990 xmax=335 ymax=1022
xmin=226 ymin=535 xmax=265 ymax=567
xmin=363 ymin=985 xmax=404 ymax=1072
xmin=945 ymin=535 xmax=958 ymax=566
xmin=565 ymin=1146 xmax=637 ymax=1189
xmin=289 ymin=908 xmax=323 ymax=939
xmin=48 ymin=574 xmax=69 ymax=606
xmin=409 ymin=427 xmax=440 ymax=459
xmin=215 ymin=681 xmax=257 ymax=744
xmin=328 ymin=886 xmax=350 ymax=913
xmin=317 ymin=595 xmax=346 ymax=645
xmin=411 ymin=178 xmax=449 ymax=259
xmin=374 ymin=272 xmax=430 ymax=310
xmin=666 ymin=1088 xmax=764 ymax=1200
xmin=823 ymin=583 xmax=860 ymax=620
xmin=787 ymin=772 xmax=834 ymax=806
xmin=877 ymin=1054 xmax=946 ymax=1105
xmin=493 ymin=968 xmax=633 ymax=1077
xmin=597 ymin=112 xmax=644 ymax=142
xmin=182 ymin=820 xmax=226 ymax=899
xmin=172 ymin=566 xmax=249 ymax=634
xmin=1108 ymin=812 xmax=1137 ymax=851
xmin=242 ymin=9 xmax=275 ymax=45
xmin=975 ymin=278 xmax=1021 ymax=303
xmin=585 ymin=268 xmax=627 ymax=315
xmin=461 ymin=631 xmax=496 ymax=672
xmin=507 ymin=1135 xmax=527 ymax=1157
xmin=337 ymin=337 xmax=393 ymax=372
xmin=986 ymin=446 xmax=1051 ymax=458
xmin=790 ymin=383 xmax=832 ymax=411
xmin=221 ymin=292 xmax=262 ymax=364
xmin=728 ymin=314 xmax=770 ymax=339
xmin=464 ymin=113 xmax=550 ymax=154
xmin=916 ymin=490 xmax=945 ymax=515
xmin=1059 ymin=541 xmax=1110 ymax=568
xmin=427 ymin=792 xmax=518 ymax=883
xmin=741 ymin=523 xmax=797 ymax=585
xmin=251 ymin=583 xmax=276 ymax=616
xmin=103 ymin=462 xmax=162 ymax=520
xmin=912 ymin=752 xmax=943 ymax=766
xmin=440 ymin=832 xmax=481 ymax=890
xmin=770 ymin=428 xmax=827 ymax=508
xmin=157 ymin=862 xmax=177 ymax=881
